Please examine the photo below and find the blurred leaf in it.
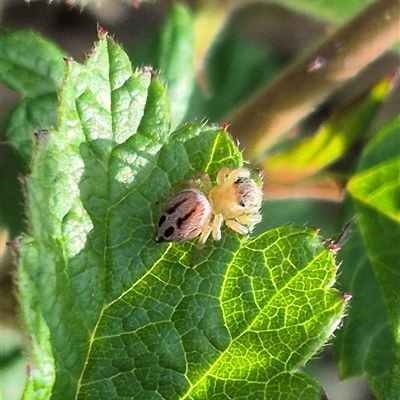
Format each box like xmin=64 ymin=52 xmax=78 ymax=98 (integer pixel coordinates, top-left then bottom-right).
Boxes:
xmin=129 ymin=3 xmax=195 ymax=129
xmin=266 ymin=76 xmax=393 ymax=182
xmin=0 ymin=327 xmax=27 ymax=400
xmin=5 ymin=94 xmax=58 ymax=162
xmin=272 ymin=0 xmax=376 ymax=23
xmin=0 ymin=31 xmax=65 ymax=240
xmin=254 ymin=198 xmax=340 ymax=238
xmin=335 ymin=115 xmax=400 ymax=399
xmin=0 ymin=31 xmax=65 ymax=97
xmin=186 ymin=32 xmax=285 ymax=122
xmin=348 ymin=115 xmax=400 ymax=312
xmin=0 ymin=144 xmax=26 ymax=238
xmin=0 ymin=30 xmax=63 ymax=163
xmin=333 ymin=199 xmax=394 ymax=400
xmin=158 ymin=2 xmax=195 ymax=129
xmin=349 ymin=158 xmax=399 ymax=221
xmin=19 ymin=33 xmax=345 ymax=400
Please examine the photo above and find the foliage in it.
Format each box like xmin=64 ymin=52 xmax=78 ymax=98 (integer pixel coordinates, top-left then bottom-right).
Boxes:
xmin=0 ymin=1 xmax=399 ymax=399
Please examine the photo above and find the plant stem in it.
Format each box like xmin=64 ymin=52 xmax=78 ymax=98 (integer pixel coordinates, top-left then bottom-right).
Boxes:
xmin=226 ymin=0 xmax=400 ymax=161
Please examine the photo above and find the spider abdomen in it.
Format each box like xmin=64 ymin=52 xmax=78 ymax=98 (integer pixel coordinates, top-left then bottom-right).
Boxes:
xmin=155 ymin=189 xmax=212 ymax=243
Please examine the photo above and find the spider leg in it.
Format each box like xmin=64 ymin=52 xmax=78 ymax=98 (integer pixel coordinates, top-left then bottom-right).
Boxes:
xmin=225 ymin=219 xmax=249 ymax=235
xmin=216 ymin=167 xmax=231 ymax=185
xmin=212 ymin=214 xmax=224 ymax=241
xmin=197 ymin=224 xmax=212 ymax=250
xmin=190 ymin=224 xmax=213 ymax=266
xmin=235 ymin=213 xmax=262 ymax=225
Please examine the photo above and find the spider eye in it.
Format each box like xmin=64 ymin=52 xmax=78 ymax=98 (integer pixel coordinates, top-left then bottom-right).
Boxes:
xmin=164 ymin=226 xmax=175 ymax=238
xmin=158 ymin=214 xmax=167 ymax=227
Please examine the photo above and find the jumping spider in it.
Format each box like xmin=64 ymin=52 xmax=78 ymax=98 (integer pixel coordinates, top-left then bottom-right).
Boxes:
xmin=155 ymin=167 xmax=263 ymax=249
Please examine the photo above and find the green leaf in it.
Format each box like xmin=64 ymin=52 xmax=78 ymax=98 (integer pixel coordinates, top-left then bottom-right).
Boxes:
xmin=0 ymin=31 xmax=65 ymax=97
xmin=0 ymin=144 xmax=26 ymax=237
xmin=180 ymin=227 xmax=344 ymax=400
xmin=5 ymin=94 xmax=58 ymax=162
xmin=254 ymin=198 xmax=340 ymax=238
xmin=336 ymin=115 xmax=400 ymax=398
xmin=333 ymin=200 xmax=394 ymax=399
xmin=129 ymin=3 xmax=195 ymax=130
xmin=19 ymin=236 xmax=55 ymax=400
xmin=347 ymin=117 xmax=400 ymax=308
xmin=349 ymin=158 xmax=400 ymax=221
xmin=0 ymin=30 xmax=63 ymax=162
xmin=157 ymin=3 xmax=195 ymax=129
xmin=19 ymin=33 xmax=345 ymax=399
xmin=265 ymin=76 xmax=392 ymax=181
xmin=271 ymin=0 xmax=376 ymax=23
